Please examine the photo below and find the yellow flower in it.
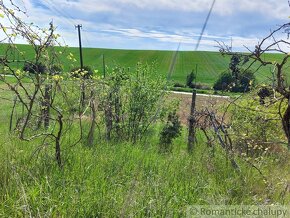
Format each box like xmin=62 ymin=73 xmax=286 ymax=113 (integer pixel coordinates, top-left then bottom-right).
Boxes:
xmin=15 ymin=69 xmax=22 ymax=76
xmin=52 ymin=75 xmax=63 ymax=82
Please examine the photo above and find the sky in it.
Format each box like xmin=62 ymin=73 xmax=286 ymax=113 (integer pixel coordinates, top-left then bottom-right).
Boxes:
xmin=1 ymin=0 xmax=290 ymax=51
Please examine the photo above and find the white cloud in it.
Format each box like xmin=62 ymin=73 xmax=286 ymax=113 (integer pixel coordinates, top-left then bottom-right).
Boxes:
xmin=117 ymin=0 xmax=289 ymax=18
xmin=1 ymin=0 xmax=289 ymax=51
xmin=12 ymin=0 xmax=289 ymax=19
xmin=103 ymin=28 xmax=263 ymax=51
xmin=41 ymin=0 xmax=119 ymax=14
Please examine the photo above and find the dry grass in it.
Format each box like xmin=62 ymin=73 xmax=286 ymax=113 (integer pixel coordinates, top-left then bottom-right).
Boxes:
xmin=170 ymin=92 xmax=230 ymax=125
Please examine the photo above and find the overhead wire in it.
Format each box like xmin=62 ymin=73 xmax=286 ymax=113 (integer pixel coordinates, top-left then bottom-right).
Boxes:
xmin=195 ymin=0 xmax=216 ymax=51
xmin=158 ymin=0 xmax=217 ymax=122
xmin=43 ymin=1 xmax=98 ymax=55
xmin=193 ymin=0 xmax=216 ymax=82
xmin=166 ymin=0 xmax=216 ymax=81
xmin=167 ymin=42 xmax=181 ymax=80
xmin=41 ymin=0 xmax=76 ymax=26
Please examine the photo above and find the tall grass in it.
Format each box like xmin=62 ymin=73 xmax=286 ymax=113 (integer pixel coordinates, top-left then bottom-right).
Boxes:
xmin=0 ymin=84 xmax=289 ymax=217
xmin=0 ymin=125 xmax=289 ymax=217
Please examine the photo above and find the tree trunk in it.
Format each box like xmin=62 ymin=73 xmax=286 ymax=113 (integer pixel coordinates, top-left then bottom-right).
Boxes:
xmin=115 ymin=93 xmax=121 ymax=138
xmin=282 ymin=98 xmax=290 ymax=150
xmin=80 ymin=81 xmax=86 ymax=108
xmin=105 ymin=93 xmax=113 ymax=141
xmin=43 ymin=84 xmax=51 ymax=129
xmin=187 ymin=89 xmax=196 ymax=153
xmin=55 ymin=113 xmax=63 ymax=168
xmin=87 ymin=90 xmax=96 ymax=146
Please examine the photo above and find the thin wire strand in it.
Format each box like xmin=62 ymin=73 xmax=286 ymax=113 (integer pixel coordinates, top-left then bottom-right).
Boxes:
xmin=167 ymin=42 xmax=181 ymax=80
xmin=195 ymin=0 xmax=216 ymax=51
xmin=41 ymin=0 xmax=76 ymax=26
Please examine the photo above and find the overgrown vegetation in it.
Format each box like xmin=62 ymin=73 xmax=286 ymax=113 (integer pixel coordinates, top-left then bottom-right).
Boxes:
xmin=0 ymin=1 xmax=289 ymax=217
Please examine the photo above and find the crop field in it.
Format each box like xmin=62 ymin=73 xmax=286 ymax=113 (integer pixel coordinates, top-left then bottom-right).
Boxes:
xmin=0 ymin=44 xmax=286 ymax=86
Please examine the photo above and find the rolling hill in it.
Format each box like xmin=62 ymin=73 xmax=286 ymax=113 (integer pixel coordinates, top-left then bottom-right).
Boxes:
xmin=0 ymin=43 xmax=285 ymax=86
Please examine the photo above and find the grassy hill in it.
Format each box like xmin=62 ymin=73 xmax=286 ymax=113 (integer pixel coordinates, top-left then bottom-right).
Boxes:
xmin=0 ymin=43 xmax=286 ymax=86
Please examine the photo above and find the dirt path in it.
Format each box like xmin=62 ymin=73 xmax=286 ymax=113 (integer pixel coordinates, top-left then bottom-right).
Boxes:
xmin=169 ymin=92 xmax=231 ymax=125
xmin=170 ymin=91 xmax=230 ymax=99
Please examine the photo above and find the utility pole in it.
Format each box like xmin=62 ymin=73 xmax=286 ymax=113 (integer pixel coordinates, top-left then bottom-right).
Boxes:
xmin=75 ymin=24 xmax=84 ymax=69
xmin=75 ymin=24 xmax=85 ymax=108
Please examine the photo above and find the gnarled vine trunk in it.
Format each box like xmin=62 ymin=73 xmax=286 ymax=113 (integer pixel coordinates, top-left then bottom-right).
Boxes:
xmin=282 ymin=98 xmax=290 ymax=151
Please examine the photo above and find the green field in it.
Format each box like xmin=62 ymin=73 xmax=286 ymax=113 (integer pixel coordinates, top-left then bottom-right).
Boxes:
xmin=0 ymin=44 xmax=285 ymax=86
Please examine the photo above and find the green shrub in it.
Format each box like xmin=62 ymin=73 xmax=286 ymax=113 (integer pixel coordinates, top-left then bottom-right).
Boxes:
xmin=50 ymin=65 xmax=63 ymax=75
xmin=232 ymin=69 xmax=255 ymax=92
xmin=159 ymin=110 xmax=182 ymax=152
xmin=99 ymin=63 xmax=167 ymax=142
xmin=23 ymin=61 xmax=46 ymax=74
xmin=213 ymin=70 xmax=255 ymax=92
xmin=23 ymin=62 xmax=62 ymax=75
xmin=173 ymin=82 xmax=186 ymax=88
xmin=191 ymin=82 xmax=211 ymax=90
xmin=213 ymin=71 xmax=233 ymax=91
xmin=257 ymin=86 xmax=274 ymax=105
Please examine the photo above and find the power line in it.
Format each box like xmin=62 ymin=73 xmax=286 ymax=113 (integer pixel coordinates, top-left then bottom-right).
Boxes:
xmin=41 ymin=1 xmax=96 ymax=49
xmin=195 ymin=0 xmax=216 ymax=51
xmin=167 ymin=42 xmax=181 ymax=80
xmin=41 ymin=0 xmax=76 ymax=26
xmin=42 ymin=0 xmax=75 ymax=21
xmin=166 ymin=0 xmax=216 ymax=81
xmin=82 ymin=29 xmax=94 ymax=48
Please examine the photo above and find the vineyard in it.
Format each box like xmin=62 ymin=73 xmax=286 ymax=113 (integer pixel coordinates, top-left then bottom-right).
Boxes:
xmin=0 ymin=1 xmax=290 ymax=217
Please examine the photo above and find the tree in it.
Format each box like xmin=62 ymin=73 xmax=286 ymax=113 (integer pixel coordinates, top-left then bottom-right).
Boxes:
xmin=214 ymin=53 xmax=255 ymax=92
xmin=186 ymin=70 xmax=196 ymax=88
xmin=218 ymin=22 xmax=290 ymax=150
xmin=213 ymin=69 xmax=255 ymax=92
xmin=213 ymin=71 xmax=234 ymax=91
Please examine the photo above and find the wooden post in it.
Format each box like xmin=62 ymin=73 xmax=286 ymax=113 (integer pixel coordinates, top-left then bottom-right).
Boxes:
xmin=187 ymin=89 xmax=196 ymax=153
